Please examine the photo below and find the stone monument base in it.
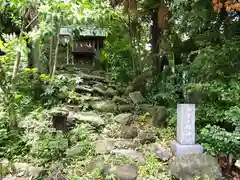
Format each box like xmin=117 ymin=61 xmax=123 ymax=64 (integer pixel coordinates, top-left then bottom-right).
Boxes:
xmin=169 ymin=140 xmax=203 ymax=157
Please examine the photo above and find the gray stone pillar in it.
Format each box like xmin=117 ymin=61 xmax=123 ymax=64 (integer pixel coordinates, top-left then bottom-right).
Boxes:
xmin=170 ymin=104 xmax=203 ymax=157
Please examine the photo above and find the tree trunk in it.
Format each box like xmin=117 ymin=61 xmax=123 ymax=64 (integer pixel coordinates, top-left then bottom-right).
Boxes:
xmin=30 ymin=5 xmax=40 ymax=73
xmin=27 ymin=40 xmax=34 ymax=68
xmin=49 ymin=37 xmax=53 ymax=74
xmin=9 ymin=31 xmax=23 ymax=131
xmin=51 ymin=22 xmax=61 ymax=78
xmin=151 ymin=9 xmax=161 ymax=76
xmin=128 ymin=13 xmax=136 ymax=74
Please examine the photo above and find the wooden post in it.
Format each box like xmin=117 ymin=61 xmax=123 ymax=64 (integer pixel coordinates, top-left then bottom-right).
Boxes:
xmin=95 ymin=39 xmax=100 ymax=69
xmin=71 ymin=39 xmax=74 ymax=65
xmin=66 ymin=39 xmax=69 ymax=64
xmin=92 ymin=40 xmax=95 ymax=48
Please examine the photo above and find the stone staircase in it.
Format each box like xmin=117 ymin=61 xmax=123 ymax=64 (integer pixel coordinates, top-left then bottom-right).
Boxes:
xmin=49 ymin=67 xmax=171 ymax=179
xmin=1 ymin=68 xmax=224 ymax=180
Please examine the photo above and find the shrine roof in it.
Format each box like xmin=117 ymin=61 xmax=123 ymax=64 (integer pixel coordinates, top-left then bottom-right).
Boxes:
xmin=60 ymin=26 xmax=108 ymax=37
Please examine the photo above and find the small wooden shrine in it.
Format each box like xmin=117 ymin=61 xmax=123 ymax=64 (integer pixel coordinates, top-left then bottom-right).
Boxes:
xmin=60 ymin=26 xmax=107 ymax=69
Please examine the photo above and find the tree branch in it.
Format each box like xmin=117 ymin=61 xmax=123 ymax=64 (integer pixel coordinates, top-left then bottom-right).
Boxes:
xmin=25 ymin=14 xmax=38 ymax=30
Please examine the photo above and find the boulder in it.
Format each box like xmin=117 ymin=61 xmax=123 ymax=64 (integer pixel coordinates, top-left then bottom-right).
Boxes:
xmin=151 ymin=143 xmax=172 ymax=161
xmin=118 ymin=104 xmax=134 ymax=112
xmin=73 ymin=111 xmax=105 ymax=127
xmin=65 ymin=105 xmax=81 ymax=112
xmin=79 ymin=95 xmax=103 ymax=102
xmin=85 ymin=80 xmax=101 ymax=86
xmin=80 ymin=73 xmax=106 ymax=83
xmin=87 ymin=161 xmax=138 ymax=180
xmin=169 ymin=153 xmax=223 ymax=180
xmin=152 ymin=106 xmax=167 ymax=128
xmin=119 ymin=125 xmax=138 ymax=139
xmin=115 ymin=139 xmax=140 ymax=149
xmin=76 ymin=85 xmax=94 ymax=93
xmin=113 ymin=113 xmax=132 ymax=125
xmin=112 ymin=96 xmax=130 ymax=104
xmin=103 ymin=164 xmax=138 ymax=180
xmin=94 ymin=139 xmax=140 ymax=154
xmin=124 ymin=75 xmax=146 ymax=96
xmin=3 ymin=176 xmax=26 ymax=180
xmin=92 ymin=100 xmax=117 ymax=112
xmin=45 ymin=170 xmax=66 ymax=180
xmin=66 ymin=115 xmax=76 ymax=128
xmin=91 ymin=70 xmax=106 ymax=77
xmin=87 ymin=159 xmax=105 ymax=172
xmin=111 ymin=149 xmax=145 ymax=163
xmin=138 ymin=104 xmax=167 ymax=127
xmin=94 ymin=139 xmax=115 ymax=154
xmin=129 ymin=91 xmax=145 ymax=104
xmin=66 ymin=145 xmax=82 ymax=157
xmin=13 ymin=162 xmax=42 ymax=178
xmin=106 ymin=87 xmax=117 ymax=97
xmin=92 ymin=86 xmax=106 ymax=96
xmin=138 ymin=131 xmax=156 ymax=144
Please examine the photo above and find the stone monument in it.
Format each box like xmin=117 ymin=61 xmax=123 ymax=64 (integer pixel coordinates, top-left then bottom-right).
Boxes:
xmin=170 ymin=104 xmax=203 ymax=156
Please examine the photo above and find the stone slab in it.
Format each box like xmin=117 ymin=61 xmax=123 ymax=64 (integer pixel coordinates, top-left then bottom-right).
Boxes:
xmin=169 ymin=140 xmax=203 ymax=157
xmin=177 ymin=104 xmax=196 ymax=145
xmin=129 ymin=91 xmax=145 ymax=104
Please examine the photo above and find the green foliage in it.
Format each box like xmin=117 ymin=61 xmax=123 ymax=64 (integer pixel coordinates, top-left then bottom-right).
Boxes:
xmin=101 ymin=19 xmax=134 ymax=84
xmin=0 ymin=108 xmax=28 ymax=159
xmin=41 ymin=74 xmax=76 ymax=107
xmin=1 ymin=0 xmax=240 ymax=178
xmin=170 ymin=0 xmax=216 ymax=39
xmin=17 ymin=109 xmax=94 ymax=168
xmin=146 ymin=65 xmax=185 ymax=107
xmin=200 ymin=125 xmax=240 ymax=158
xmin=183 ymin=38 xmax=240 ymax=158
xmin=138 ymin=152 xmax=171 ymax=179
xmin=30 ymin=131 xmax=68 ymax=165
xmin=141 ymin=0 xmax=240 ymax=161
xmin=19 ymin=109 xmax=65 ymax=164
xmin=67 ymin=124 xmax=95 ymax=157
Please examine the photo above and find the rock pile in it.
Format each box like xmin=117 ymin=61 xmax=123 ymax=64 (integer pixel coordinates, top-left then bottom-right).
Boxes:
xmin=59 ymin=69 xmax=223 ymax=179
xmin=1 ymin=68 xmax=223 ymax=180
xmin=51 ymin=69 xmax=169 ymax=132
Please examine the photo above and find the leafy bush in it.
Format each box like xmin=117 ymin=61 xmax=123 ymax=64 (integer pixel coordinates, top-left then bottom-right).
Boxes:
xmin=138 ymin=152 xmax=171 ymax=179
xmin=185 ymin=39 xmax=240 ymax=159
xmin=40 ymin=74 xmax=76 ymax=107
xmin=67 ymin=124 xmax=95 ymax=157
xmin=0 ymin=107 xmax=28 ymax=159
xmin=18 ymin=109 xmax=94 ymax=167
xmin=148 ymin=38 xmax=240 ymax=159
xmin=200 ymin=125 xmax=240 ymax=158
xmin=30 ymin=131 xmax=69 ymax=165
xmin=101 ymin=20 xmax=135 ymax=85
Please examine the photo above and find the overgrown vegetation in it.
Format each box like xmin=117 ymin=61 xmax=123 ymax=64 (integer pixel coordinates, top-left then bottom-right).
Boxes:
xmin=0 ymin=0 xmax=240 ymax=179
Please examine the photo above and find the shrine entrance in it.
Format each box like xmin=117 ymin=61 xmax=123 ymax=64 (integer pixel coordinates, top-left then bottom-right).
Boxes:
xmin=59 ymin=26 xmax=107 ymax=70
xmin=73 ymin=27 xmax=106 ymax=70
xmin=72 ymin=36 xmax=105 ymax=70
